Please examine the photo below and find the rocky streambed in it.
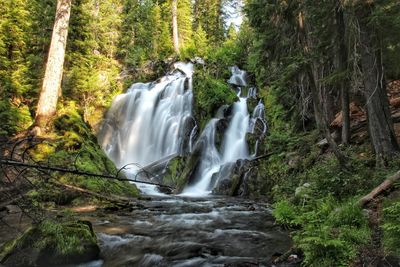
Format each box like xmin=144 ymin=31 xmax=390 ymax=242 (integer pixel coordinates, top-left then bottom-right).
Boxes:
xmin=78 ymin=195 xmax=295 ymax=267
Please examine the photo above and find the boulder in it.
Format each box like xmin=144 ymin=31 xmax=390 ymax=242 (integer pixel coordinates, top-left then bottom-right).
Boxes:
xmin=211 ymin=162 xmax=236 ymax=195
xmin=0 ymin=220 xmax=100 ymax=267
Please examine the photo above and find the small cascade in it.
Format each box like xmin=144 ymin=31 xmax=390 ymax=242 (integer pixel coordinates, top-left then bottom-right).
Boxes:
xmin=247 ymin=87 xmax=257 ymax=99
xmin=182 ymin=67 xmax=252 ymax=196
xmin=228 ymin=66 xmax=247 ymax=87
xmin=221 ymin=95 xmax=250 ymax=163
xmin=98 ymin=62 xmax=194 ymax=195
xmin=249 ymin=100 xmax=267 ymax=134
xmin=182 ymin=120 xmax=221 ymax=196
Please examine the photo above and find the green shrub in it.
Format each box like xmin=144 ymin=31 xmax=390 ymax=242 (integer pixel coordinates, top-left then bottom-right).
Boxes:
xmin=273 ymin=197 xmax=371 ymax=267
xmin=0 ymin=220 xmax=99 ymax=266
xmin=193 ymin=69 xmax=238 ymax=129
xmin=0 ymin=99 xmax=32 ymax=137
xmin=382 ymin=199 xmax=400 ymax=255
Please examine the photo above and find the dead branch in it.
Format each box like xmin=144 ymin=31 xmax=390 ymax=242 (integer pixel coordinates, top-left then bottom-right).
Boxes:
xmin=251 ymin=152 xmax=274 ymax=161
xmin=358 ymin=170 xmax=400 ymax=207
xmin=0 ymin=159 xmax=174 ymax=189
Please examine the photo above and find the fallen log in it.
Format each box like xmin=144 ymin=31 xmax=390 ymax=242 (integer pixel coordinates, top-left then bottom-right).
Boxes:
xmin=358 ymin=170 xmax=400 ymax=207
xmin=0 ymin=195 xmax=23 ymax=211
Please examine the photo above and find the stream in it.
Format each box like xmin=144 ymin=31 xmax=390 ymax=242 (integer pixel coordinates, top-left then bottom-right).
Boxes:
xmin=81 ymin=195 xmax=293 ymax=267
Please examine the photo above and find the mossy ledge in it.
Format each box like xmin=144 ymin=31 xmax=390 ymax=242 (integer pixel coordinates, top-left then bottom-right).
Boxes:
xmin=0 ymin=220 xmax=100 ymax=267
xmin=29 ymin=101 xmax=140 ymax=198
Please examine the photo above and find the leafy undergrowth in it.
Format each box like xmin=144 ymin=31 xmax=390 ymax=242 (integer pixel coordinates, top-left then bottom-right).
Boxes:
xmin=193 ymin=68 xmax=238 ymax=130
xmin=29 ymin=101 xmax=139 ymax=198
xmin=258 ymin=107 xmax=400 ymax=265
xmin=382 ymin=196 xmax=400 ymax=256
xmin=0 ymin=99 xmax=33 ymax=138
xmin=274 ymin=198 xmax=371 ymax=266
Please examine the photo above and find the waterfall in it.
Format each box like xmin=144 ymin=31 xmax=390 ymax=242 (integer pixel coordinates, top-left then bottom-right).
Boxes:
xmin=182 ymin=68 xmax=252 ymax=197
xmin=98 ymin=62 xmax=194 ymax=194
xmin=100 ymin=62 xmax=266 ymax=196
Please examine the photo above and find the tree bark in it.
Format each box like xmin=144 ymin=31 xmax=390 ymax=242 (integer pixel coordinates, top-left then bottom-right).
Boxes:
xmin=355 ymin=3 xmax=400 ymax=164
xmin=34 ymin=0 xmax=72 ymax=131
xmin=297 ymin=11 xmax=348 ymax=167
xmin=172 ymin=0 xmax=180 ymax=53
xmin=336 ymin=6 xmax=351 ymax=144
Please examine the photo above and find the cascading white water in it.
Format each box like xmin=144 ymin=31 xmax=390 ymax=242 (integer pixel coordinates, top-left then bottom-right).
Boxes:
xmin=221 ymin=96 xmax=250 ymax=163
xmin=228 ymin=66 xmax=247 ymax=87
xmin=100 ymin=62 xmax=265 ymax=197
xmin=98 ymin=62 xmax=194 ymax=195
xmin=249 ymin=100 xmax=267 ymax=134
xmin=182 ymin=68 xmax=252 ymax=196
xmin=181 ymin=119 xmax=222 ymax=196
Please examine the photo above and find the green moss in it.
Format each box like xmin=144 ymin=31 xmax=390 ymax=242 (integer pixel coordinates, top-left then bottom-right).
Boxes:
xmin=29 ymin=102 xmax=140 ymax=198
xmin=193 ymin=69 xmax=238 ymax=130
xmin=163 ymin=156 xmax=188 ymax=187
xmin=0 ymin=220 xmax=99 ymax=266
xmin=230 ymin=174 xmax=241 ymax=196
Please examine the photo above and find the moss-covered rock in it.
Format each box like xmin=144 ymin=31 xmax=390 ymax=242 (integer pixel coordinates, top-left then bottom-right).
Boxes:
xmin=29 ymin=102 xmax=140 ymax=198
xmin=175 ymin=150 xmax=202 ymax=193
xmin=0 ymin=220 xmax=100 ymax=267
xmin=192 ymin=69 xmax=238 ymax=132
xmin=162 ymin=156 xmax=188 ymax=188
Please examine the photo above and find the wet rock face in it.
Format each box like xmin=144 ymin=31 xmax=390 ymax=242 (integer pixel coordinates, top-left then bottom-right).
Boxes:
xmin=211 ymin=160 xmax=261 ymax=198
xmin=215 ymin=119 xmax=229 ymax=150
xmin=237 ymin=162 xmax=260 ymax=198
xmin=0 ymin=220 xmax=100 ymax=267
xmin=211 ymin=162 xmax=237 ymax=195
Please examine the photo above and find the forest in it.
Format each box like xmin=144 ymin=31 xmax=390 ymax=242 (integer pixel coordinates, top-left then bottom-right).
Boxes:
xmin=0 ymin=0 xmax=400 ymax=266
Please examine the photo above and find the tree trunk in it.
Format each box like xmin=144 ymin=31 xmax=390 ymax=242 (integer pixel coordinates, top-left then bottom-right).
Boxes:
xmin=34 ymin=0 xmax=72 ymax=132
xmin=172 ymin=0 xmax=180 ymax=53
xmin=336 ymin=6 xmax=351 ymax=144
xmin=355 ymin=3 xmax=400 ymax=164
xmin=308 ymin=67 xmax=348 ymax=167
xmin=298 ymin=11 xmax=348 ymax=167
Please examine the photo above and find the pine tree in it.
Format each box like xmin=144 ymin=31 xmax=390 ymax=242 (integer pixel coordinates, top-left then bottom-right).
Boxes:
xmin=349 ymin=0 xmax=400 ymax=163
xmin=0 ymin=0 xmax=35 ymax=136
xmin=34 ymin=0 xmax=72 ymax=131
xmin=177 ymin=0 xmax=193 ymax=49
xmin=193 ymin=24 xmax=208 ymax=57
xmin=172 ymin=0 xmax=180 ymax=53
xmin=0 ymin=0 xmax=31 ymax=96
xmin=194 ymin=0 xmax=224 ymax=43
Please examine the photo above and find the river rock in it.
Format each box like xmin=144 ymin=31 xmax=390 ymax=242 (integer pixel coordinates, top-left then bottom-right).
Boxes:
xmin=237 ymin=161 xmax=260 ymax=197
xmin=212 ymin=160 xmax=261 ymax=197
xmin=0 ymin=220 xmax=100 ymax=267
xmin=212 ymin=162 xmax=237 ymax=195
xmin=215 ymin=119 xmax=229 ymax=150
xmin=175 ymin=150 xmax=202 ymax=193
